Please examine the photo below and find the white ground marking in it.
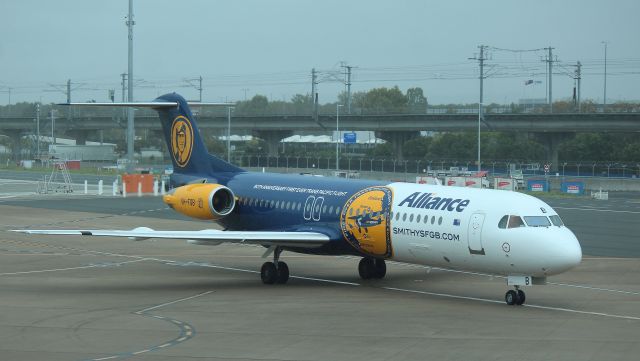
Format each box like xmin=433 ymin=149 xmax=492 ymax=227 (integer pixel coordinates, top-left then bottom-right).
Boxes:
xmin=0 ymin=259 xmax=145 ymax=276
xmin=384 ymin=286 xmax=640 ymax=321
xmin=136 ymin=291 xmax=214 ymax=313
xmin=554 ymin=206 xmax=640 ymax=214
xmin=93 ymin=356 xmax=118 ymax=361
xmin=546 ymin=281 xmax=640 ymax=296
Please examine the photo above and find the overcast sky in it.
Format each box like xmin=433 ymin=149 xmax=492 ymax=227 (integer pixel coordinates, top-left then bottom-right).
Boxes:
xmin=1 ymin=0 xmax=639 ymax=105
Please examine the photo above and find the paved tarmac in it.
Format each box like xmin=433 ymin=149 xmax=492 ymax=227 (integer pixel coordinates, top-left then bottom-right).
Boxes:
xmin=0 ymin=184 xmax=639 ymax=360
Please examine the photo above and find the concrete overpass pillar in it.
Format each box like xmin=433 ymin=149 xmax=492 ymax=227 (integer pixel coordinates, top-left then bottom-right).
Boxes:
xmin=3 ymin=130 xmax=24 ymax=162
xmin=375 ymin=131 xmax=420 ymax=161
xmin=253 ymin=130 xmax=293 ymax=157
xmin=532 ymin=132 xmax=574 ymax=172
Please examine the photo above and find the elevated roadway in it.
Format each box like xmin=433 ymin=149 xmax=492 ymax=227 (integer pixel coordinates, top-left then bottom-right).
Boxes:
xmin=2 ymin=112 xmax=640 ymax=132
xmin=2 ymin=112 xmax=640 ymax=168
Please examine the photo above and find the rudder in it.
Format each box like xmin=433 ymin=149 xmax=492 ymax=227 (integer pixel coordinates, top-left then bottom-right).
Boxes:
xmin=153 ymin=92 xmax=242 ymax=176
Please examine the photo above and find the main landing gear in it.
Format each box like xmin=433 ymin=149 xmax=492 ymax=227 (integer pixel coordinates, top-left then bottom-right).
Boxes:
xmin=260 ymin=246 xmax=289 ymax=285
xmin=505 ymin=287 xmax=526 ymax=306
xmin=358 ymin=257 xmax=386 ymax=280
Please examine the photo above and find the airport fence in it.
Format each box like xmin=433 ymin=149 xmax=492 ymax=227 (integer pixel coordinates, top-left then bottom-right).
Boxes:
xmin=1 ymin=153 xmax=638 ymax=181
xmin=232 ymin=155 xmax=640 ymax=179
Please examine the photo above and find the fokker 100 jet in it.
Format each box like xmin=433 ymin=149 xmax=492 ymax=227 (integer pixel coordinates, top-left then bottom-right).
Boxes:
xmin=15 ymin=93 xmax=582 ymax=305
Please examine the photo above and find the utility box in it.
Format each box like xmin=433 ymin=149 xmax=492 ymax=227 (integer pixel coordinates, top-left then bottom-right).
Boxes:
xmin=121 ymin=174 xmax=155 ymax=194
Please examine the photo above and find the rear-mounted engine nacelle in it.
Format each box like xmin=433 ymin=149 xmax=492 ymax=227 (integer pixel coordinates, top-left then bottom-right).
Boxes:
xmin=163 ymin=183 xmax=235 ymax=220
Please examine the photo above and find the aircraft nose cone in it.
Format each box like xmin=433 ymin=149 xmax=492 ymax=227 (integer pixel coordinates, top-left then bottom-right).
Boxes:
xmin=555 ymin=234 xmax=582 ymax=273
xmin=565 ymin=239 xmax=582 ymax=268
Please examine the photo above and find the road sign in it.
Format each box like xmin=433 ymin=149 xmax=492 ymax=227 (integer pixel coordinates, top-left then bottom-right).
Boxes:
xmin=344 ymin=132 xmax=356 ymax=144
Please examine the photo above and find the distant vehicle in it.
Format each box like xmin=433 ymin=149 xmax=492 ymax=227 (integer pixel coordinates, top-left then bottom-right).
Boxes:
xmin=16 ymin=93 xmax=582 ymax=306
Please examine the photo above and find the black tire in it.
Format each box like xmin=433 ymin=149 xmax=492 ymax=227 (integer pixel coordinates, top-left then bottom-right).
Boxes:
xmin=373 ymin=259 xmax=387 ymax=279
xmin=505 ymin=290 xmax=518 ymax=305
xmin=516 ymin=289 xmax=526 ymax=305
xmin=358 ymin=257 xmax=375 ymax=279
xmin=276 ymin=261 xmax=289 ymax=284
xmin=261 ymin=262 xmax=277 ymax=284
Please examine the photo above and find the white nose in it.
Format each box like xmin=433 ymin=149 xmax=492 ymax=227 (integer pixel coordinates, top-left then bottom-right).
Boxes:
xmin=553 ymin=233 xmax=582 ymax=273
xmin=564 ymin=238 xmax=583 ymax=269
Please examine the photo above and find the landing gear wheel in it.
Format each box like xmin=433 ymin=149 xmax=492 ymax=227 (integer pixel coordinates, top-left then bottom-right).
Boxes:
xmin=276 ymin=261 xmax=289 ymax=284
xmin=505 ymin=290 xmax=518 ymax=305
xmin=261 ymin=262 xmax=277 ymax=284
xmin=358 ymin=257 xmax=375 ymax=279
xmin=373 ymin=259 xmax=386 ymax=279
xmin=516 ymin=289 xmax=526 ymax=305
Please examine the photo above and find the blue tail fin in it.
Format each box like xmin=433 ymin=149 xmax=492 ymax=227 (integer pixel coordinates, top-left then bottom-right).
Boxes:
xmin=153 ymin=93 xmax=243 ymax=176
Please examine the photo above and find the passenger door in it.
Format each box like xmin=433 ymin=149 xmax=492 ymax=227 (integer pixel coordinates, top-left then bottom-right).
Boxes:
xmin=467 ymin=212 xmax=486 ymax=255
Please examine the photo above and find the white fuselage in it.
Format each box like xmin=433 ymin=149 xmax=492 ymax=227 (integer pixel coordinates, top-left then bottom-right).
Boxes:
xmin=386 ymin=183 xmax=582 ymax=277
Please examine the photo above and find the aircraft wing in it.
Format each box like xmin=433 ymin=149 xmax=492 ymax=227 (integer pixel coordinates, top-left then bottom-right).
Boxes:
xmin=12 ymin=228 xmax=331 ymax=248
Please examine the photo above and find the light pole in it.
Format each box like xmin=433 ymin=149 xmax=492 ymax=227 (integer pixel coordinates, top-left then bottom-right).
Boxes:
xmin=227 ymin=107 xmax=234 ymax=162
xmin=126 ymin=0 xmax=135 ymax=171
xmin=336 ymin=104 xmax=343 ymax=171
xmin=50 ymin=109 xmax=57 ymax=146
xmin=602 ymin=41 xmax=608 ymax=112
xmin=477 ymin=102 xmax=482 ymax=172
xmin=35 ymin=103 xmax=40 ymax=158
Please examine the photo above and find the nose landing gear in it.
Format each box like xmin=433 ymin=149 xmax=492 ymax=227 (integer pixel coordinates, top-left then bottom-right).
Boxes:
xmin=505 ymin=287 xmax=526 ymax=306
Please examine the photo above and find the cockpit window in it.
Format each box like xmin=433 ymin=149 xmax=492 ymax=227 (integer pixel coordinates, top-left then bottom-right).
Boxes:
xmin=524 ymin=216 xmax=551 ymax=227
xmin=507 ymin=215 xmax=525 ymax=228
xmin=498 ymin=215 xmax=508 ymax=229
xmin=549 ymin=215 xmax=564 ymax=227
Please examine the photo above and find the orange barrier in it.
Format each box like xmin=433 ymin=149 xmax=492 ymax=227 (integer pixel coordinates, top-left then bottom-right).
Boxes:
xmin=122 ymin=174 xmax=155 ymax=194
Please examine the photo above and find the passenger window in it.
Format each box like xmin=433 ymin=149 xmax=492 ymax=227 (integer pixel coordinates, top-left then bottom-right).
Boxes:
xmin=550 ymin=215 xmax=564 ymax=227
xmin=395 ymin=212 xmax=400 ymax=221
xmin=297 ymin=203 xmax=302 ymax=211
xmin=275 ymin=201 xmax=280 ymax=209
xmin=329 ymin=206 xmax=334 ymax=214
xmin=402 ymin=213 xmax=407 ymax=221
xmin=498 ymin=215 xmax=508 ymax=229
xmin=431 ymin=216 xmax=435 ymax=225
xmin=424 ymin=215 xmax=429 ymax=224
xmin=438 ymin=216 xmax=442 ymax=225
xmin=507 ymin=215 xmax=525 ymax=228
xmin=416 ymin=214 xmax=421 ymax=223
xmin=409 ymin=214 xmax=414 ymax=222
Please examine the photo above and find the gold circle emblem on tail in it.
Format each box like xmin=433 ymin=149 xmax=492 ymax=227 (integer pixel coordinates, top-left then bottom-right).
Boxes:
xmin=170 ymin=116 xmax=194 ymax=168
